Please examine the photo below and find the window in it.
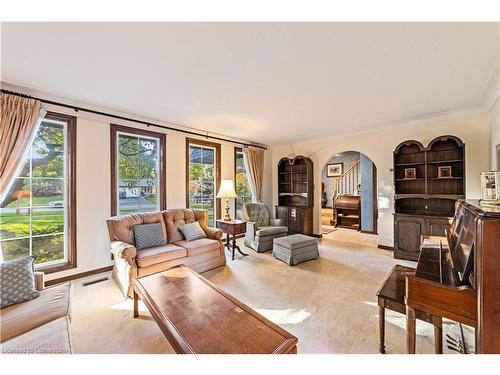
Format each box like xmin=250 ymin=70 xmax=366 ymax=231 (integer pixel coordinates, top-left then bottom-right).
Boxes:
xmin=0 ymin=112 xmax=76 ymax=273
xmin=111 ymin=124 xmax=166 ymax=216
xmin=186 ymin=138 xmax=221 ymax=226
xmin=234 ymin=148 xmax=253 ymax=220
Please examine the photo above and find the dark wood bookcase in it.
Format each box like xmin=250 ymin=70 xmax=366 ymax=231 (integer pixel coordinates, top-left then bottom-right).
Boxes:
xmin=276 ymin=156 xmax=314 ymax=235
xmin=393 ymin=135 xmax=465 ymax=260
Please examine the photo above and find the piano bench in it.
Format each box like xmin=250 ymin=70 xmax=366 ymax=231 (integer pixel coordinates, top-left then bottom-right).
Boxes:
xmin=376 ymin=265 xmax=443 ymax=354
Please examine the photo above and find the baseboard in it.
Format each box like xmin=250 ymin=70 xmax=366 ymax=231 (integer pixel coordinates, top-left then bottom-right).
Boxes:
xmin=377 ymin=244 xmax=394 ymax=251
xmin=45 ymin=265 xmax=113 ymax=287
xmin=361 ymin=230 xmax=378 ymax=235
xmin=311 ymin=233 xmax=323 ymax=238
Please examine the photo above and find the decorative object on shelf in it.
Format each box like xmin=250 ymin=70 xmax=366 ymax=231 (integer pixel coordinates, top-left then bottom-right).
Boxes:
xmin=216 ymin=180 xmax=238 ymax=221
xmin=404 ymin=168 xmax=416 ymax=180
xmin=437 ymin=166 xmax=453 ymax=179
xmin=479 ymin=171 xmax=500 ymax=205
xmin=393 ymin=135 xmax=465 ymax=261
xmin=327 ymin=162 xmax=343 ymax=177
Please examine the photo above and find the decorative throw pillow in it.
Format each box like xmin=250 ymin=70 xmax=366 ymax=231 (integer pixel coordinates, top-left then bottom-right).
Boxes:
xmin=179 ymin=221 xmax=207 ymax=241
xmin=0 ymin=256 xmax=40 ymax=308
xmin=133 ymin=223 xmax=166 ymax=250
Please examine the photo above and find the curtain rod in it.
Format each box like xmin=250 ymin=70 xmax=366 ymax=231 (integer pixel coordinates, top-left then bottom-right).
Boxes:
xmin=0 ymin=89 xmax=267 ymax=150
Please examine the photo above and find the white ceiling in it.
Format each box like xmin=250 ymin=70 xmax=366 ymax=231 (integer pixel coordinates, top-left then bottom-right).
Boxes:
xmin=1 ymin=22 xmax=499 ymax=146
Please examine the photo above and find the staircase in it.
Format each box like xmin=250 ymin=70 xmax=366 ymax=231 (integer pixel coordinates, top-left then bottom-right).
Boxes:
xmin=331 ymin=160 xmax=361 ymax=227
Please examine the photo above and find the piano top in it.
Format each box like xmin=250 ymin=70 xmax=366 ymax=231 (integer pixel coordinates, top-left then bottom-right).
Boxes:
xmin=464 ymin=199 xmax=500 ymax=217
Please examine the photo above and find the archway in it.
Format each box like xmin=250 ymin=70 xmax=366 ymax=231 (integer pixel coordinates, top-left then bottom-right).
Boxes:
xmin=320 ymin=151 xmax=378 ymax=245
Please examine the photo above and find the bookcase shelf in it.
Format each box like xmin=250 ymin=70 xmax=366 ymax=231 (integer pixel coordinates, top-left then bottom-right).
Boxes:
xmin=393 ymin=135 xmax=465 ymax=261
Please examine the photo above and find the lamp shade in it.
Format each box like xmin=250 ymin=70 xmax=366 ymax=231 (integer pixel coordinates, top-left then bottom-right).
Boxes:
xmin=216 ymin=180 xmax=237 ymax=199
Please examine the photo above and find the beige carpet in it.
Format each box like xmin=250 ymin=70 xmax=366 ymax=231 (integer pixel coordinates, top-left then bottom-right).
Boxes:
xmin=70 ymin=237 xmax=474 ymax=354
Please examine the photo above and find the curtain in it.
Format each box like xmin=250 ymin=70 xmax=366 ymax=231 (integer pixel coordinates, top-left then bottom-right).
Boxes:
xmin=243 ymin=146 xmax=265 ymax=203
xmin=0 ymin=93 xmax=46 ymax=201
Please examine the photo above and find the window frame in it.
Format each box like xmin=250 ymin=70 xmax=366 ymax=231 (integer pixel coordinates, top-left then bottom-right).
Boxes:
xmin=234 ymin=147 xmax=253 ymax=219
xmin=185 ymin=138 xmax=221 ymax=225
xmin=110 ymin=124 xmax=166 ymax=217
xmin=1 ymin=111 xmax=78 ymax=274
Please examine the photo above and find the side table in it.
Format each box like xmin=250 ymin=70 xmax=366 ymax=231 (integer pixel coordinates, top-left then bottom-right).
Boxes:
xmin=216 ymin=219 xmax=249 ymax=260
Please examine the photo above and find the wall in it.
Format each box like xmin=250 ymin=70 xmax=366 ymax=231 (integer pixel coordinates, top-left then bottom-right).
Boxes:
xmin=360 ymin=153 xmax=375 ymax=233
xmin=490 ymin=98 xmax=500 ymax=169
xmin=271 ymin=111 xmax=491 ymax=247
xmin=32 ymin=103 xmax=271 ymax=282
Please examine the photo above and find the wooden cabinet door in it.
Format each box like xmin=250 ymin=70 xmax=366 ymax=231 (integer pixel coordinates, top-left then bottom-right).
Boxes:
xmin=427 ymin=217 xmax=451 ymax=237
xmin=394 ymin=215 xmax=425 ymax=260
xmin=288 ymin=208 xmax=298 ymax=234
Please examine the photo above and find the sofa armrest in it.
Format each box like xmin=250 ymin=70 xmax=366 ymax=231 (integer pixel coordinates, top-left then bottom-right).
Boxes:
xmin=246 ymin=221 xmax=256 ymax=239
xmin=270 ymin=218 xmax=284 ymax=226
xmin=34 ymin=271 xmax=45 ymax=291
xmin=110 ymin=241 xmax=137 ymax=263
xmin=205 ymin=227 xmax=223 ymax=242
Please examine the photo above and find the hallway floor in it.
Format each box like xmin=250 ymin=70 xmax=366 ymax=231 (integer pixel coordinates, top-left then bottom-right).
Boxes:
xmin=321 ymin=226 xmax=379 ymax=247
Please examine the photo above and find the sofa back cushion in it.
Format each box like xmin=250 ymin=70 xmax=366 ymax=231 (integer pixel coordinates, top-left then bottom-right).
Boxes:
xmin=0 ymin=256 xmax=40 ymax=308
xmin=133 ymin=223 xmax=166 ymax=249
xmin=162 ymin=209 xmax=208 ymax=243
xmin=106 ymin=211 xmax=167 ymax=245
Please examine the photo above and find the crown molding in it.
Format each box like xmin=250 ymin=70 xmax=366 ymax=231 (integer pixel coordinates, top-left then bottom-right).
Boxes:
xmin=271 ymin=105 xmax=488 ymax=149
xmin=476 ymin=55 xmax=500 ymax=111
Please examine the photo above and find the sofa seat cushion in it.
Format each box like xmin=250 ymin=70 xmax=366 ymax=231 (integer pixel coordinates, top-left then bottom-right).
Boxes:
xmin=135 ymin=244 xmax=187 ymax=268
xmin=0 ymin=282 xmax=72 ymax=342
xmin=255 ymin=226 xmax=288 ymax=237
xmin=1 ymin=316 xmax=72 ymax=354
xmin=173 ymin=238 xmax=221 ymax=257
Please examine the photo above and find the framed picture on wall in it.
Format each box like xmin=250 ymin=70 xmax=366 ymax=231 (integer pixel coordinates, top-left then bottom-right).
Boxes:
xmin=327 ymin=163 xmax=343 ymax=177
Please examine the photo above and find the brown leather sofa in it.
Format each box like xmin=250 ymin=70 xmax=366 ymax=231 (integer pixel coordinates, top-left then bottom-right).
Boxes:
xmin=106 ymin=209 xmax=226 ymax=297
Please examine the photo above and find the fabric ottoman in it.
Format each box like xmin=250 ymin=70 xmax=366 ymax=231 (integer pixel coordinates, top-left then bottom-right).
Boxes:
xmin=272 ymin=234 xmax=319 ymax=266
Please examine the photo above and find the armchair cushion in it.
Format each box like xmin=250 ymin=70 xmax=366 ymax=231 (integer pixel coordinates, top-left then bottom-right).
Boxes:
xmin=135 ymin=244 xmax=187 ymax=268
xmin=255 ymin=226 xmax=288 ymax=237
xmin=270 ymin=218 xmax=284 ymax=226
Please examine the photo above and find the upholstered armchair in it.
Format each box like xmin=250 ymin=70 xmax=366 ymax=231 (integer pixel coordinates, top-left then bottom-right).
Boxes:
xmin=243 ymin=203 xmax=288 ymax=252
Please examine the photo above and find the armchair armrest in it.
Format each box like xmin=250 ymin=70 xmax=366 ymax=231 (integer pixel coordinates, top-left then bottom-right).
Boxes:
xmin=204 ymin=227 xmax=223 ymax=242
xmin=110 ymin=240 xmax=137 ymax=263
xmin=270 ymin=218 xmax=284 ymax=226
xmin=34 ymin=271 xmax=45 ymax=291
xmin=246 ymin=221 xmax=256 ymax=239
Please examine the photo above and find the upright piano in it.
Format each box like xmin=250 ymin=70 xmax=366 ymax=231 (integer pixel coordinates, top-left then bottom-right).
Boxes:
xmin=405 ymin=200 xmax=500 ymax=354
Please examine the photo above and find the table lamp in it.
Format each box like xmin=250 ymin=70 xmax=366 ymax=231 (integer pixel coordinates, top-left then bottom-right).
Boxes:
xmin=216 ymin=180 xmax=238 ymax=221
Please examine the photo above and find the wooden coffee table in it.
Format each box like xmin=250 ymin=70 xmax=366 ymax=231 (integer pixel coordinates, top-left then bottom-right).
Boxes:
xmin=133 ymin=265 xmax=298 ymax=354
